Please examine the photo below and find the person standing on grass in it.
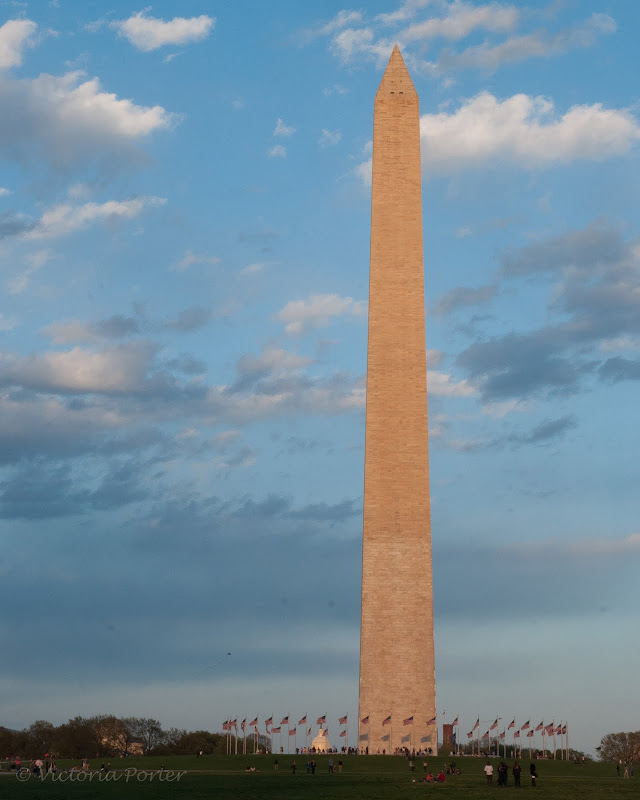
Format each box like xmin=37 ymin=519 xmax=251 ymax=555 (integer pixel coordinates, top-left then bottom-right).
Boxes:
xmin=290 ymin=760 xmax=296 ymax=774
xmin=484 ymin=761 xmax=493 ymax=785
xmin=530 ymin=762 xmax=537 ymax=787
xmin=311 ymin=760 xmax=316 ymax=774
xmin=328 ymin=757 xmax=334 ymax=773
xmin=513 ymin=761 xmax=521 ymax=787
xmin=338 ymin=759 xmax=343 ymax=773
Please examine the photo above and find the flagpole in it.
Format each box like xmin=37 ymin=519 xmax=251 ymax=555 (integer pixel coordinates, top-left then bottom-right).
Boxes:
xmin=553 ymin=718 xmax=556 ymax=760
xmin=566 ymin=721 xmax=569 ymax=761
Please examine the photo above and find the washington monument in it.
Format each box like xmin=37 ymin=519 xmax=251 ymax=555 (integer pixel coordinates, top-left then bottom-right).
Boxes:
xmin=358 ymin=46 xmax=436 ymax=754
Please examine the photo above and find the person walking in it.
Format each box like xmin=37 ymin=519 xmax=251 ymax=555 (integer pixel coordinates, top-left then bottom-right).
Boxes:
xmin=484 ymin=761 xmax=493 ymax=785
xmin=530 ymin=762 xmax=537 ymax=787
xmin=513 ymin=761 xmax=521 ymax=787
xmin=290 ymin=760 xmax=296 ymax=774
xmin=311 ymin=760 xmax=316 ymax=775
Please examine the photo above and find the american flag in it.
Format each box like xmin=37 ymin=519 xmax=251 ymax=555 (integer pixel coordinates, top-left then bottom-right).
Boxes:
xmin=265 ymin=716 xmax=273 ymax=728
xmin=317 ymin=715 xmax=326 ymax=725
xmin=281 ymin=716 xmax=289 ymax=725
xmin=271 ymin=726 xmax=281 ymax=733
xmin=490 ymin=718 xmax=498 ymax=731
xmin=339 ymin=730 xmax=346 ymax=738
xmin=451 ymin=716 xmax=459 ymax=727
xmin=555 ymin=726 xmax=562 ymax=735
xmin=230 ymin=719 xmax=237 ymax=727
xmin=467 ymin=731 xmax=473 ymax=739
xmin=521 ymin=720 xmax=530 ymax=730
xmin=527 ymin=730 xmax=534 ymax=738
xmin=298 ymin=715 xmax=307 ymax=726
xmin=323 ymin=728 xmax=329 ymax=736
xmin=249 ymin=717 xmax=258 ymax=727
xmin=382 ymin=716 xmax=392 ymax=726
xmin=514 ymin=730 xmax=520 ymax=738
xmin=222 ymin=721 xmax=229 ymax=731
xmin=307 ymin=727 xmax=312 ymax=736
xmin=361 ymin=715 xmax=369 ymax=725
xmin=241 ymin=719 xmax=246 ymax=732
xmin=500 ymin=731 xmax=505 ymax=740
xmin=403 ymin=716 xmax=414 ymax=726
xmin=562 ymin=725 xmax=567 ymax=735
xmin=482 ymin=731 xmax=489 ymax=739
xmin=508 ymin=719 xmax=515 ymax=730
xmin=339 ymin=715 xmax=348 ymax=725
xmin=289 ymin=728 xmax=296 ymax=736
xmin=472 ymin=717 xmax=480 ymax=730
xmin=535 ymin=721 xmax=544 ymax=731
xmin=427 ymin=716 xmax=437 ymax=726
xmin=545 ymin=725 xmax=554 ymax=735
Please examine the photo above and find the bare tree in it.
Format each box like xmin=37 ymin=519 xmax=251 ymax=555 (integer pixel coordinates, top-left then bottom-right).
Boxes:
xmin=598 ymin=732 xmax=640 ymax=764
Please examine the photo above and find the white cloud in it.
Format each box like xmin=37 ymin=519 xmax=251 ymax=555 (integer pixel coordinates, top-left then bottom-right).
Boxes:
xmin=439 ymin=13 xmax=615 ymax=72
xmin=319 ymin=129 xmax=342 ymax=147
xmin=0 ymin=70 xmax=176 ymax=171
xmin=0 ymin=187 xmax=11 ymax=197
xmin=239 ymin=262 xmax=266 ymax=278
xmin=0 ymin=18 xmax=37 ymax=69
xmin=417 ymin=92 xmax=640 ymax=174
xmin=0 ymin=313 xmax=15 ymax=331
xmin=171 ymin=249 xmax=221 ymax=272
xmin=322 ymin=84 xmax=349 ymax=96
xmin=110 ymin=11 xmax=215 ymax=52
xmin=296 ymin=9 xmax=363 ymax=44
xmin=25 ymin=196 xmax=166 ymax=240
xmin=403 ymin=2 xmax=518 ymax=42
xmin=376 ymin=0 xmax=435 ymax=25
xmin=7 ymin=249 xmax=53 ymax=295
xmin=232 ymin=98 xmax=244 ymax=110
xmin=237 ymin=347 xmax=314 ymax=375
xmin=276 ymin=293 xmax=366 ymax=336
xmin=427 ymin=369 xmax=476 ymax=397
xmin=274 ymin=118 xmax=296 ymax=137
xmin=0 ymin=341 xmax=157 ymax=394
xmin=268 ymin=145 xmax=287 ymax=159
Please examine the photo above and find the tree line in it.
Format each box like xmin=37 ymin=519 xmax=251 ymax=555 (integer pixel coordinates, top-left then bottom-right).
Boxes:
xmin=0 ymin=716 xmax=238 ymax=759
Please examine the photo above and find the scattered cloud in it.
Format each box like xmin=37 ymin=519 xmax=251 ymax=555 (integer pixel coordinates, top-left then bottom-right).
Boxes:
xmin=322 ymin=84 xmax=349 ymax=96
xmin=416 ymin=92 xmax=640 ymax=176
xmin=0 ymin=18 xmax=37 ymax=69
xmin=456 ymin=222 xmax=640 ymax=401
xmin=0 ymin=186 xmax=12 ymax=197
xmin=0 ymin=70 xmax=176 ymax=173
xmin=276 ymin=293 xmax=366 ymax=336
xmin=268 ymin=144 xmax=287 ymax=159
xmin=439 ymin=13 xmax=615 ymax=72
xmin=163 ymin=306 xmax=212 ymax=333
xmin=0 ymin=341 xmax=159 ymax=395
xmin=43 ymin=315 xmax=140 ymax=344
xmin=434 ymin=283 xmax=498 ymax=315
xmin=7 ymin=249 xmax=53 ymax=294
xmin=427 ymin=370 xmax=476 ymax=398
xmin=21 ymin=196 xmax=166 ymax=240
xmin=274 ymin=118 xmax=296 ymax=137
xmin=109 ymin=11 xmax=215 ymax=52
xmin=239 ymin=262 xmax=267 ymax=278
xmin=403 ymin=2 xmax=518 ymax=43
xmin=507 ymin=415 xmax=577 ymax=445
xmin=171 ymin=249 xmax=221 ymax=272
xmin=319 ymin=128 xmax=342 ymax=147
xmin=296 ymin=9 xmax=363 ymax=44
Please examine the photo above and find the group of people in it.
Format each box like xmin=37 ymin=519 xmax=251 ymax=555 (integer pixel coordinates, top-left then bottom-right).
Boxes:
xmin=485 ymin=760 xmax=537 ymax=787
xmin=283 ymin=757 xmax=343 ymax=774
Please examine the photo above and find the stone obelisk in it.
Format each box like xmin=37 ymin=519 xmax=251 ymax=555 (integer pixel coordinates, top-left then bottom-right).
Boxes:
xmin=358 ymin=45 xmax=436 ymax=755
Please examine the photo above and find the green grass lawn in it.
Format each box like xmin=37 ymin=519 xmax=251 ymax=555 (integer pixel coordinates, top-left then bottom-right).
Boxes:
xmin=3 ymin=754 xmax=634 ymax=800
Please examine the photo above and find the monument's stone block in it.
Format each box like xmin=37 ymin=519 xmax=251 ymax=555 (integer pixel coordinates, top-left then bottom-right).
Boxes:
xmin=358 ymin=45 xmax=436 ymax=754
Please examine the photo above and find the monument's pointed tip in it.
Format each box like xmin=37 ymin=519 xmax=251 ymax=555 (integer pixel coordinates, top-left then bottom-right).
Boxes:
xmin=377 ymin=43 xmax=416 ymax=97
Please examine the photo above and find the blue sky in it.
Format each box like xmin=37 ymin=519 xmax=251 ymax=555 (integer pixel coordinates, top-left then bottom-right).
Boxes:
xmin=1 ymin=0 xmax=639 ymax=754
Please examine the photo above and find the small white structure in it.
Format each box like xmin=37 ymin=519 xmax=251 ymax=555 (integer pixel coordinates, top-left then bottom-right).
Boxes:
xmin=311 ymin=727 xmax=330 ymax=752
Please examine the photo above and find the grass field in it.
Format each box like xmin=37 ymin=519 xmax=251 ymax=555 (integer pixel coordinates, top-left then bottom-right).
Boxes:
xmin=3 ymin=754 xmax=634 ymax=800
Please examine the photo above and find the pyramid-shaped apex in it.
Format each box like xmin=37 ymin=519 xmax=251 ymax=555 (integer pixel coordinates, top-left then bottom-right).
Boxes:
xmin=376 ymin=44 xmax=417 ymax=98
